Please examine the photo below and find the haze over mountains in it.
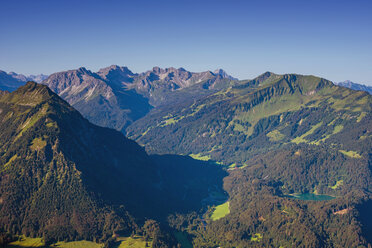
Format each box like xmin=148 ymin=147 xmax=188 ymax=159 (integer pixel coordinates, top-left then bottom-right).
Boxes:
xmin=0 ymin=82 xmax=156 ymax=240
xmin=337 ymin=80 xmax=372 ymax=95
xmin=0 ymin=66 xmax=371 ymax=247
xmin=0 ymin=70 xmax=47 ymax=91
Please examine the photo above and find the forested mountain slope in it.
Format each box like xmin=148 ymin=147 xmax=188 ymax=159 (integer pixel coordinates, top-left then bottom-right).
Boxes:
xmin=128 ymin=72 xmax=372 ymax=247
xmin=0 ymin=82 xmax=158 ymax=243
xmin=128 ymin=72 xmax=371 ymax=167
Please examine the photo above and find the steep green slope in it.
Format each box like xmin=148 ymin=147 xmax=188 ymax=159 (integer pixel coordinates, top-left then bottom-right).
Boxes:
xmin=0 ymin=82 xmax=158 ymax=243
xmin=128 ymin=72 xmax=371 ymax=166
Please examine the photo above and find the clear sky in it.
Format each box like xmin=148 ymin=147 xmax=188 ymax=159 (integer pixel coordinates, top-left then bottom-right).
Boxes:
xmin=0 ymin=0 xmax=371 ymax=85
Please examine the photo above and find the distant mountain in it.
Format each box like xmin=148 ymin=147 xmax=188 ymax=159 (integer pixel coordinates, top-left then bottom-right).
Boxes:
xmin=8 ymin=72 xmax=48 ymax=83
xmin=337 ymin=80 xmax=372 ymax=94
xmin=27 ymin=74 xmax=49 ymax=83
xmin=0 ymin=71 xmax=48 ymax=91
xmin=41 ymin=65 xmax=237 ymax=132
xmin=7 ymin=72 xmax=29 ymax=82
xmin=130 ymin=66 xmax=237 ymax=107
xmin=214 ymin=68 xmax=238 ymax=80
xmin=0 ymin=70 xmax=26 ymax=91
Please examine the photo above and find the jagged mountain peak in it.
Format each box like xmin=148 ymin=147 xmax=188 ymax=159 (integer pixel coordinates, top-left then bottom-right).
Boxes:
xmin=45 ymin=67 xmax=96 ymax=83
xmin=140 ymin=66 xmax=236 ymax=84
xmin=98 ymin=64 xmax=133 ymax=74
xmin=213 ymin=68 xmax=238 ymax=80
xmin=149 ymin=66 xmax=185 ymax=75
xmin=76 ymin=66 xmax=90 ymax=74
xmin=8 ymin=71 xmax=29 ymax=82
xmin=97 ymin=65 xmax=135 ymax=84
xmin=42 ymin=67 xmax=106 ymax=95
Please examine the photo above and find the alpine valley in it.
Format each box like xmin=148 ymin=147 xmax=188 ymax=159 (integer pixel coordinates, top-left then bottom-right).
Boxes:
xmin=0 ymin=66 xmax=371 ymax=248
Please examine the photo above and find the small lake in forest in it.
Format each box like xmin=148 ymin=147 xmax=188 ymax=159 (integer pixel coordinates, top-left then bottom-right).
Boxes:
xmin=285 ymin=193 xmax=336 ymax=201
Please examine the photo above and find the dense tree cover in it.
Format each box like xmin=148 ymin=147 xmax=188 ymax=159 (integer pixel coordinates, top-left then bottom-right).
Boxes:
xmin=127 ymin=73 xmax=372 ymax=247
xmin=0 ymin=228 xmax=14 ymax=247
xmin=168 ymin=147 xmax=372 ymax=247
xmin=0 ymin=83 xmax=154 ymax=243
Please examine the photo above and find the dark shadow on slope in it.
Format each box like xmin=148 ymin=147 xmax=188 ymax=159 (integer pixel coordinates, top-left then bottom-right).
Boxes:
xmin=357 ymin=199 xmax=372 ymax=245
xmin=148 ymin=154 xmax=228 ymax=221
xmin=116 ymin=89 xmax=153 ymax=128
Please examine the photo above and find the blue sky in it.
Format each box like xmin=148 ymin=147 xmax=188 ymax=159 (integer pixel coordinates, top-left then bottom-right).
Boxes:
xmin=0 ymin=0 xmax=371 ymax=85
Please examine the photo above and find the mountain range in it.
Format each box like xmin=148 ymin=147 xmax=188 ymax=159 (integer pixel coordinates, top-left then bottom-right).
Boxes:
xmin=0 ymin=67 xmax=371 ymax=247
xmin=337 ymin=80 xmax=372 ymax=95
xmin=0 ymin=70 xmax=47 ymax=91
xmin=40 ymin=66 xmax=236 ymax=132
xmin=1 ymin=67 xmax=371 ymax=134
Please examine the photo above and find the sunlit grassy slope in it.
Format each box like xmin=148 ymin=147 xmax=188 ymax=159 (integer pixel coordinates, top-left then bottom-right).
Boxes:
xmin=211 ymin=201 xmax=230 ymax=220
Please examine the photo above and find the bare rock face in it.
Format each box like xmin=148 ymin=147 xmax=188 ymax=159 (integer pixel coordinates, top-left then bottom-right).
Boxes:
xmin=43 ymin=67 xmax=115 ymax=104
xmin=42 ymin=67 xmax=141 ymax=132
xmin=41 ymin=65 xmax=237 ymax=132
xmin=135 ymin=67 xmax=219 ymax=92
xmin=97 ymin=65 xmax=136 ymax=87
xmin=131 ymin=67 xmax=237 ymax=106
